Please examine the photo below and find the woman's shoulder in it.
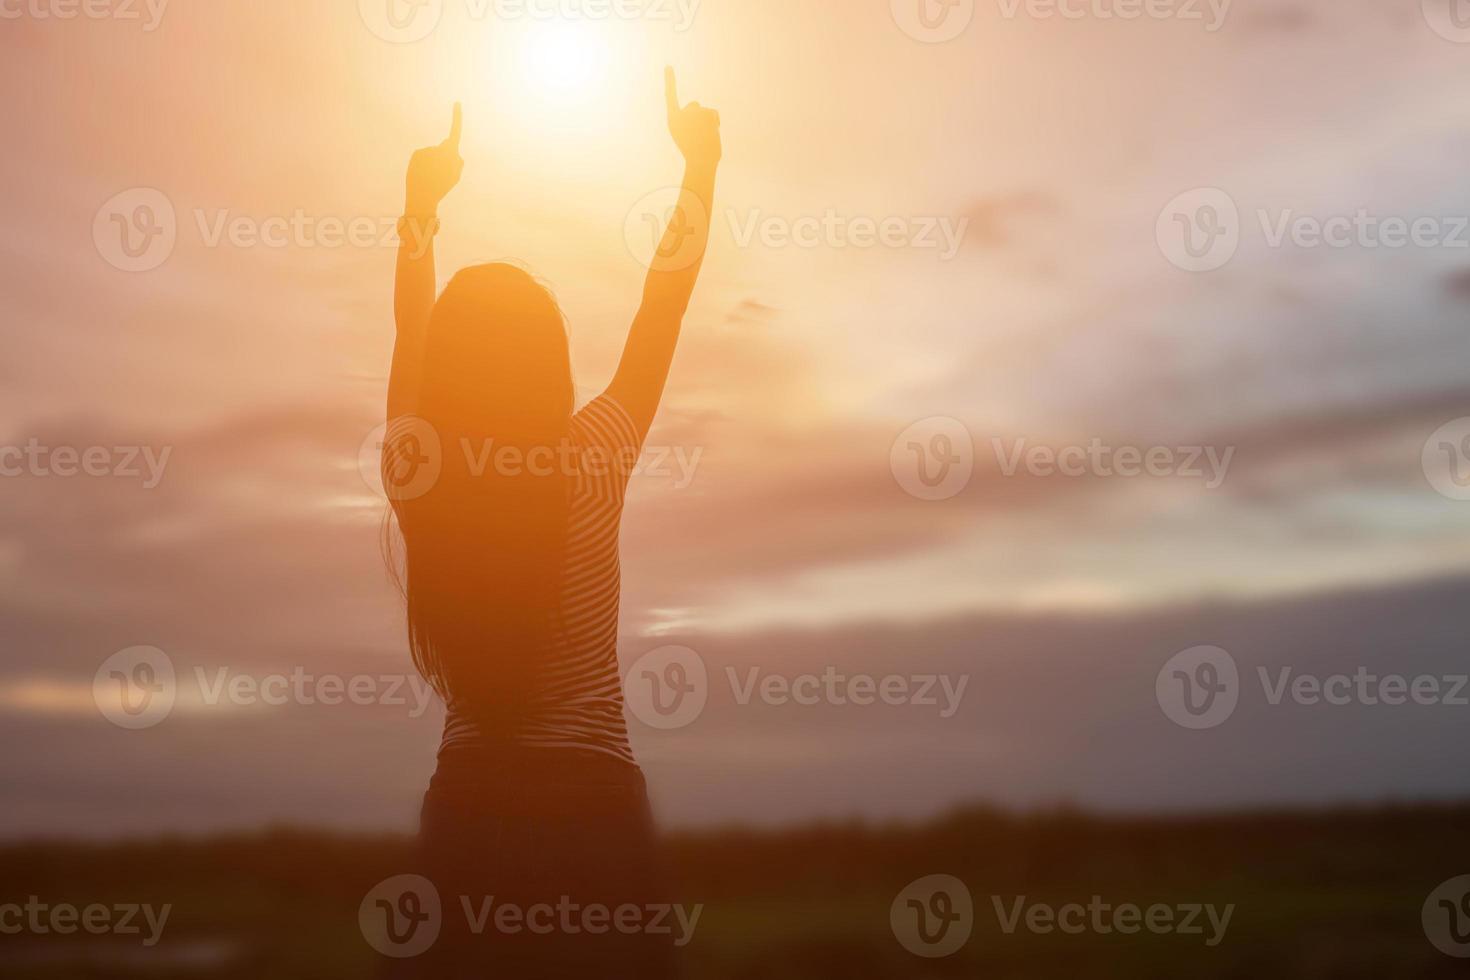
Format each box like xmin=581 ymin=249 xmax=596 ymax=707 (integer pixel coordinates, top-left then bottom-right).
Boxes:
xmin=569 ymin=393 xmax=641 ymax=506
xmin=571 ymin=392 xmax=640 ymax=455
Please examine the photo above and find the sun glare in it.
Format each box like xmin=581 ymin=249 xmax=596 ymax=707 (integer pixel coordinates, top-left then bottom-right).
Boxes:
xmin=519 ymin=23 xmax=609 ymax=100
xmin=467 ymin=17 xmax=650 ymax=144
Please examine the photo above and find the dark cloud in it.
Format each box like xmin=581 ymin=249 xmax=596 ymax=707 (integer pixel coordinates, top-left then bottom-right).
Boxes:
xmin=3 ymin=571 xmax=1467 ymax=837
xmin=1200 ymin=383 xmax=1470 ymax=484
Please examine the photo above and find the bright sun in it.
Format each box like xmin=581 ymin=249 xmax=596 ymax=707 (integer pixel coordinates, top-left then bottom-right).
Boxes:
xmin=519 ymin=23 xmax=610 ymax=100
xmin=468 ymin=18 xmax=639 ymax=142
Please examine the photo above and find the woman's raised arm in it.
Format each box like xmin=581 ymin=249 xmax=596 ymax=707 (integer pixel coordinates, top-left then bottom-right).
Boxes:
xmin=606 ymin=69 xmax=722 ymax=443
xmin=388 ymin=103 xmax=464 ymax=421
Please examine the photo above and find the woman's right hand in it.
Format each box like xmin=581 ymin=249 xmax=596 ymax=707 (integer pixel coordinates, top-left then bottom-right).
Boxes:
xmin=665 ymin=68 xmax=721 ymax=170
xmin=405 ymin=103 xmax=464 ymax=216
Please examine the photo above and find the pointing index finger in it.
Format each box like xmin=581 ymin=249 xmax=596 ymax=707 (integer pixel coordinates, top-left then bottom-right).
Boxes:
xmin=447 ymin=102 xmax=462 ymax=150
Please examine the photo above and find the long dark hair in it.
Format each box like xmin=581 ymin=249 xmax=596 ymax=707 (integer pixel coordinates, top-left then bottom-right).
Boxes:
xmin=386 ymin=263 xmax=575 ymax=734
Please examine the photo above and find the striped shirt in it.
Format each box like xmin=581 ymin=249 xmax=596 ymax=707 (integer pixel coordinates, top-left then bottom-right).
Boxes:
xmin=440 ymin=394 xmax=640 ymax=766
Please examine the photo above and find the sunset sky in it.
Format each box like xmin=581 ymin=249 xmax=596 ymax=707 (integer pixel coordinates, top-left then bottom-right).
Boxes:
xmin=3 ymin=0 xmax=1470 ymax=836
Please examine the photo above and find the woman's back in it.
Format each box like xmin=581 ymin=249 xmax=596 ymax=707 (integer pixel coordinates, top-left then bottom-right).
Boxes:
xmin=438 ymin=395 xmax=641 ymax=765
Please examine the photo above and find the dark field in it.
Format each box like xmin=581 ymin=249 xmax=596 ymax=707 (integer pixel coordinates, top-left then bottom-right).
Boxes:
xmin=2 ymin=802 xmax=1467 ymax=978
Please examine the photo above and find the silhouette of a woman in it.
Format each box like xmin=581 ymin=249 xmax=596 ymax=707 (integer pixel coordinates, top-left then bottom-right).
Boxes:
xmin=381 ymin=69 xmax=720 ymax=977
